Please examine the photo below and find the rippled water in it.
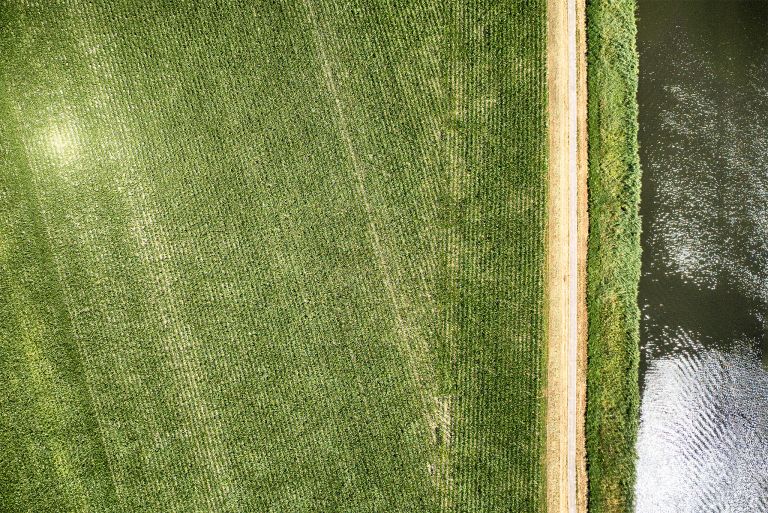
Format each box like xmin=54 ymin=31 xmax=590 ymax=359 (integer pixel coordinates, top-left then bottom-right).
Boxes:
xmin=636 ymin=1 xmax=768 ymax=511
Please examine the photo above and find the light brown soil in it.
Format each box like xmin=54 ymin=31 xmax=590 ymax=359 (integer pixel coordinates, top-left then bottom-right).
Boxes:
xmin=546 ymin=0 xmax=587 ymax=511
xmin=545 ymin=0 xmax=571 ymax=509
xmin=576 ymin=0 xmax=589 ymax=510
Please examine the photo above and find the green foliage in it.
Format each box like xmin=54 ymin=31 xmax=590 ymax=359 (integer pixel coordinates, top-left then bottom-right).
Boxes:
xmin=1 ymin=2 xmax=548 ymax=511
xmin=585 ymin=0 xmax=642 ymax=511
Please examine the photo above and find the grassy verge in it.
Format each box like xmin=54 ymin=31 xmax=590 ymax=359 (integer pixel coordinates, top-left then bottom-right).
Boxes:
xmin=585 ymin=0 xmax=642 ymax=511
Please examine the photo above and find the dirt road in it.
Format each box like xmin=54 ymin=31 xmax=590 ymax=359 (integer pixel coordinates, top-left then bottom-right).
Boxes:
xmin=546 ymin=0 xmax=587 ymax=512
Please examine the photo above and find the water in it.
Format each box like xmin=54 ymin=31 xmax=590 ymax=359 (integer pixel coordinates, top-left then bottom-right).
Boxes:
xmin=636 ymin=1 xmax=768 ymax=511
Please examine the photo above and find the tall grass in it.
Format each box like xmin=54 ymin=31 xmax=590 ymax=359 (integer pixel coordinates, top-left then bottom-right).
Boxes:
xmin=585 ymin=0 xmax=642 ymax=511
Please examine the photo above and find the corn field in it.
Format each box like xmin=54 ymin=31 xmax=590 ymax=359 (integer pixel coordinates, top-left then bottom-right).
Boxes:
xmin=1 ymin=1 xmax=553 ymax=511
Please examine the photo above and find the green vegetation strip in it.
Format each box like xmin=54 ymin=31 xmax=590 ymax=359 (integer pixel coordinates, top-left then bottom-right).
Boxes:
xmin=586 ymin=0 xmax=642 ymax=511
xmin=1 ymin=2 xmax=548 ymax=511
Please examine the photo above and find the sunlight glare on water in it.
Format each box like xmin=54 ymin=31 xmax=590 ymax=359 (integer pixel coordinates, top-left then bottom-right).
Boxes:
xmin=636 ymin=1 xmax=768 ymax=511
xmin=636 ymin=344 xmax=768 ymax=511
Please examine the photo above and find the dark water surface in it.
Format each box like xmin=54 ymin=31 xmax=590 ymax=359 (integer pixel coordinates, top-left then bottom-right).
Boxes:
xmin=636 ymin=1 xmax=768 ymax=511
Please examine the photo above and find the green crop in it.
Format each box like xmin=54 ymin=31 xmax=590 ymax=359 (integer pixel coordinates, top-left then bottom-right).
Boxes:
xmin=1 ymin=2 xmax=549 ymax=511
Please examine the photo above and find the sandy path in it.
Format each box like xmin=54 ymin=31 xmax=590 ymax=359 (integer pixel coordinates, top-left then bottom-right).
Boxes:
xmin=546 ymin=0 xmax=586 ymax=511
xmin=575 ymin=0 xmax=588 ymax=511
